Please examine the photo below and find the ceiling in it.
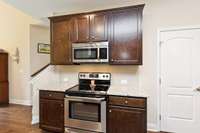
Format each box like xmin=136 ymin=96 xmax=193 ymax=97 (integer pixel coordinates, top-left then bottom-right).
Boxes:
xmin=2 ymin=0 xmax=144 ymax=21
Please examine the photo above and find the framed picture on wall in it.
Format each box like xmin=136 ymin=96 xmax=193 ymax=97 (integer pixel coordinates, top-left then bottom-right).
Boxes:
xmin=37 ymin=43 xmax=50 ymax=54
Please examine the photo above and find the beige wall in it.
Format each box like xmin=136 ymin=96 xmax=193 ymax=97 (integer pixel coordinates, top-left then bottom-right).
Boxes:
xmin=30 ymin=25 xmax=50 ymax=75
xmin=0 ymin=1 xmax=39 ymax=105
xmin=58 ymin=65 xmax=139 ymax=88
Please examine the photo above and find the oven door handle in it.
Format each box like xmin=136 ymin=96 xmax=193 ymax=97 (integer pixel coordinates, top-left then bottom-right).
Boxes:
xmin=65 ymin=96 xmax=105 ymax=103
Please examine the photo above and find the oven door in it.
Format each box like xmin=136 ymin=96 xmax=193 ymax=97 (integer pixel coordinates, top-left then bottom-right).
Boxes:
xmin=65 ymin=96 xmax=106 ymax=133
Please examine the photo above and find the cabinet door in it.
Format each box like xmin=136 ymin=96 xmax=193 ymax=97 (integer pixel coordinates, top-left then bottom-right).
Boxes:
xmin=0 ymin=81 xmax=8 ymax=104
xmin=51 ymin=20 xmax=72 ymax=64
xmin=69 ymin=18 xmax=78 ymax=43
xmin=0 ymin=54 xmax=8 ymax=81
xmin=40 ymin=99 xmax=64 ymax=132
xmin=74 ymin=15 xmax=90 ymax=42
xmin=110 ymin=6 xmax=143 ymax=65
xmin=90 ymin=13 xmax=108 ymax=42
xmin=108 ymin=106 xmax=146 ymax=133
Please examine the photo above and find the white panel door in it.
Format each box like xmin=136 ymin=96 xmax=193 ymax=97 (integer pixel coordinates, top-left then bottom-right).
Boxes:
xmin=160 ymin=29 xmax=200 ymax=133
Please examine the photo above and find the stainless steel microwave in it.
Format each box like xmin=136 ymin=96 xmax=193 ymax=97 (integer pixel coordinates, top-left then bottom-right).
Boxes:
xmin=72 ymin=42 xmax=109 ymax=63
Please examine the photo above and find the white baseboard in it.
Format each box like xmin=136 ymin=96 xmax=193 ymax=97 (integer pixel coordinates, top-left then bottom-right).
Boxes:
xmin=9 ymin=99 xmax=32 ymax=106
xmin=148 ymin=123 xmax=160 ymax=132
xmin=32 ymin=115 xmax=39 ymax=125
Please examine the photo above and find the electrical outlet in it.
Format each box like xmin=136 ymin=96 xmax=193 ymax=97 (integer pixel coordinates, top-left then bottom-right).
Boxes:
xmin=120 ymin=80 xmax=128 ymax=85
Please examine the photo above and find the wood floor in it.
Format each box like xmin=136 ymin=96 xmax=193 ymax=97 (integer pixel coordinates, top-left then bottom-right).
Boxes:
xmin=0 ymin=104 xmax=49 ymax=133
xmin=0 ymin=104 xmax=161 ymax=133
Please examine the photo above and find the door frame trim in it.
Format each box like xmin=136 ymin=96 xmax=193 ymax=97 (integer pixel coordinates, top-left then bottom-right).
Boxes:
xmin=157 ymin=25 xmax=200 ymax=132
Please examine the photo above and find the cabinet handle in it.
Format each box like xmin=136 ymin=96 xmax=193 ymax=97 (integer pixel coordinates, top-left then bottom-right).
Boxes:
xmin=109 ymin=109 xmax=112 ymax=113
xmin=48 ymin=94 xmax=52 ymax=97
xmin=125 ymin=100 xmax=128 ymax=104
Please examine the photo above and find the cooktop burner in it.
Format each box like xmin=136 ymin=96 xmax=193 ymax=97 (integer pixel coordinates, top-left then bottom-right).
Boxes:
xmin=65 ymin=72 xmax=111 ymax=97
xmin=65 ymin=84 xmax=110 ymax=96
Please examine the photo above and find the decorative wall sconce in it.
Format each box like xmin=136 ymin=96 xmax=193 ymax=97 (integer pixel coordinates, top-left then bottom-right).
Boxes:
xmin=12 ymin=48 xmax=20 ymax=64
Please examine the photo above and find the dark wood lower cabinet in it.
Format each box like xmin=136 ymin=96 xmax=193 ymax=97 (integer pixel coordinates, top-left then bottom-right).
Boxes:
xmin=107 ymin=96 xmax=147 ymax=133
xmin=39 ymin=91 xmax=147 ymax=133
xmin=0 ymin=52 xmax=9 ymax=105
xmin=0 ymin=81 xmax=9 ymax=105
xmin=39 ymin=90 xmax=64 ymax=133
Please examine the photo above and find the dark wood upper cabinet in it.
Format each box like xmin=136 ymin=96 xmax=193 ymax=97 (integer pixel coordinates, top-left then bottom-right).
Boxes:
xmin=70 ymin=12 xmax=108 ymax=43
xmin=73 ymin=15 xmax=90 ymax=42
xmin=90 ymin=13 xmax=108 ymax=42
xmin=109 ymin=5 xmax=144 ymax=65
xmin=51 ymin=19 xmax=72 ymax=65
xmin=49 ymin=4 xmax=144 ymax=65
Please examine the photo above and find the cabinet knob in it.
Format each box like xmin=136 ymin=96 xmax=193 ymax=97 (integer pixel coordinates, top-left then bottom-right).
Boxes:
xmin=125 ymin=100 xmax=128 ymax=104
xmin=195 ymin=86 xmax=200 ymax=92
xmin=48 ymin=94 xmax=52 ymax=97
xmin=109 ymin=109 xmax=112 ymax=113
xmin=91 ymin=36 xmax=95 ymax=39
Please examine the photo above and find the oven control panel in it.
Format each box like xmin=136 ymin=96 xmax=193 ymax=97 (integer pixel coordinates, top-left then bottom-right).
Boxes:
xmin=79 ymin=72 xmax=111 ymax=80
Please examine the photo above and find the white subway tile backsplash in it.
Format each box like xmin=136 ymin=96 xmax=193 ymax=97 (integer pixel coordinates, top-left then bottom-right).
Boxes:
xmin=57 ymin=65 xmax=139 ymax=89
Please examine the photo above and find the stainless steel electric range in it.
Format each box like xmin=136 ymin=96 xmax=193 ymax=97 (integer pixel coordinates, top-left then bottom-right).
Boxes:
xmin=64 ymin=72 xmax=111 ymax=133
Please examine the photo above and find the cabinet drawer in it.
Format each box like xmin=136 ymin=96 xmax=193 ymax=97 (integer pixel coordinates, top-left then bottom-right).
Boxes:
xmin=40 ymin=90 xmax=64 ymax=100
xmin=126 ymin=97 xmax=146 ymax=108
xmin=108 ymin=96 xmax=146 ymax=108
xmin=109 ymin=96 xmax=126 ymax=106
